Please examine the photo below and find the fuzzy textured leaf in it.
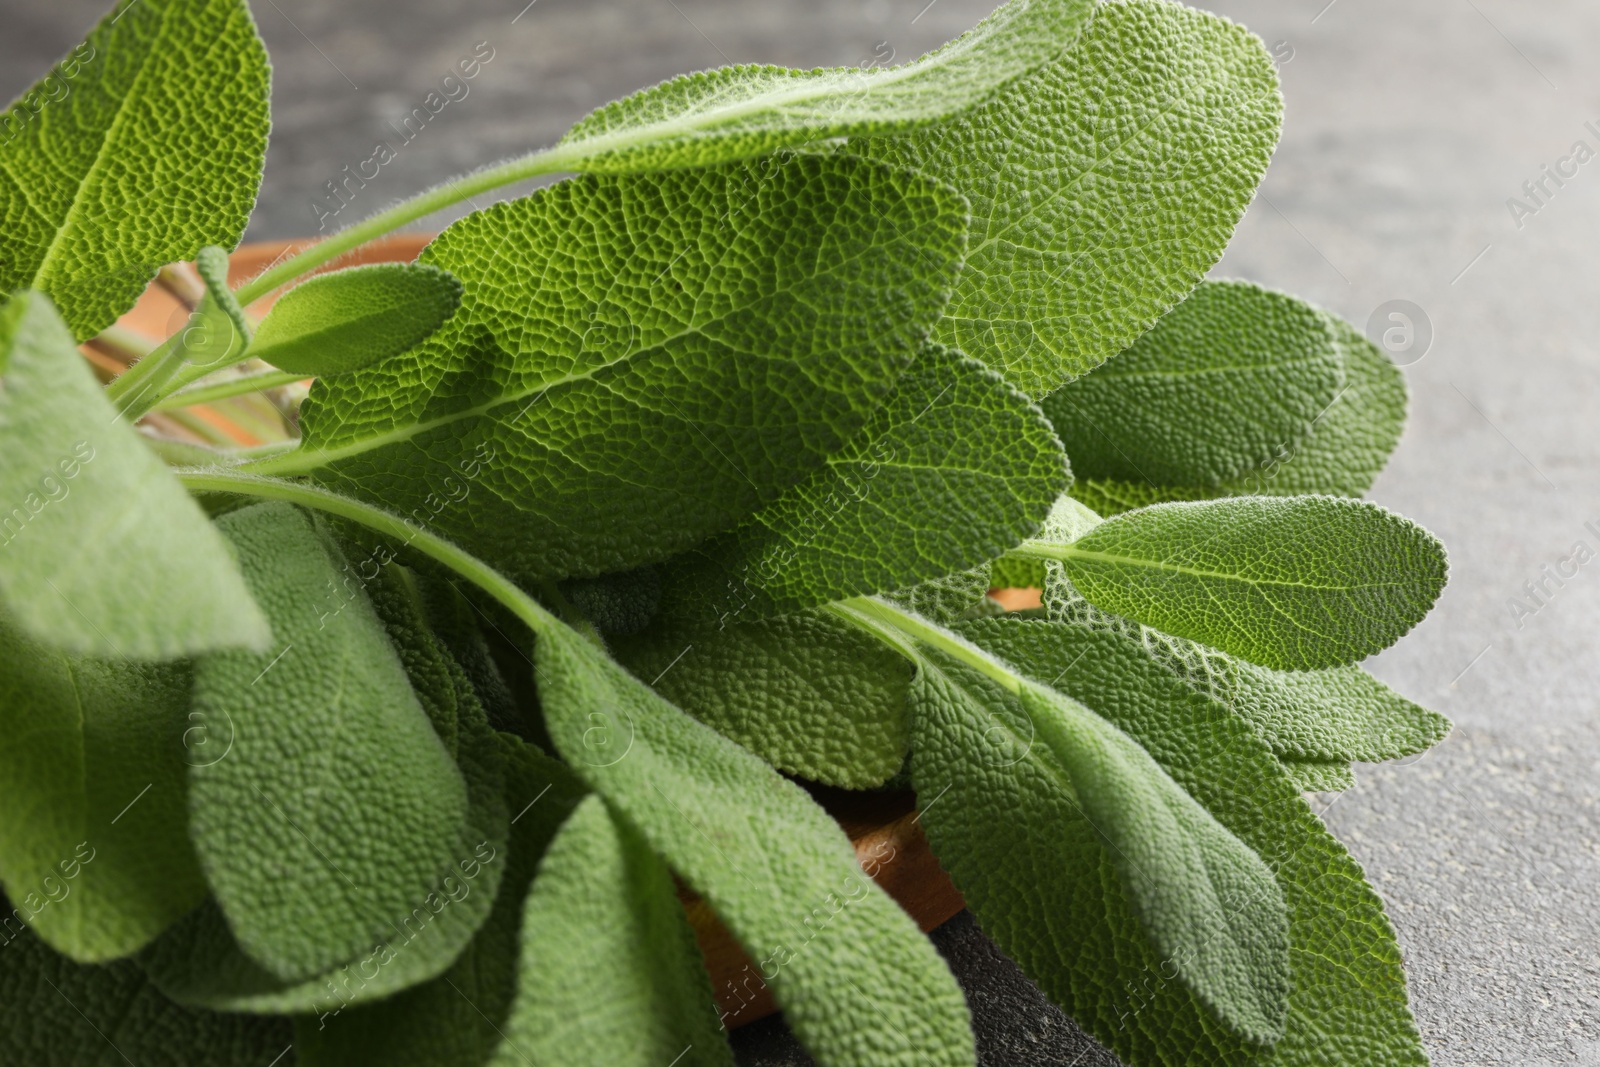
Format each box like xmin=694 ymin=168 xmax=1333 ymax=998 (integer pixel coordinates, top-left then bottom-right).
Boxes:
xmin=296 ymin=736 xmax=588 ymax=1066
xmin=0 ymin=622 xmax=205 ymax=962
xmin=1049 ymin=496 xmax=1448 ymax=670
xmin=859 ymin=0 xmax=1282 ymax=395
xmin=272 ymin=154 xmax=967 ymax=581
xmin=1278 ymin=758 xmax=1354 ymax=793
xmin=659 ymin=343 xmax=1066 ymax=623
xmin=1069 ymin=311 xmax=1409 ymax=514
xmin=0 ymin=0 xmax=270 ymax=339
xmin=0 ymin=291 xmax=269 ymax=658
xmin=554 ymin=0 xmax=1093 ymax=172
xmin=1041 ymin=573 xmax=1450 ymax=763
xmin=493 ymin=794 xmax=732 ymax=1067
xmin=252 ymin=264 xmax=463 ymax=376
xmin=613 ymin=607 xmax=912 ymax=788
xmin=889 ymin=624 xmax=1287 ymax=1043
xmin=939 ymin=617 xmax=1427 ymax=1067
xmin=188 ymin=503 xmax=471 ymax=981
xmin=1042 ymin=281 xmax=1341 ymax=486
xmin=141 ymin=677 xmax=509 ymax=1014
xmin=0 ymin=922 xmax=291 ymax=1067
xmin=534 ymin=619 xmax=974 ymax=1067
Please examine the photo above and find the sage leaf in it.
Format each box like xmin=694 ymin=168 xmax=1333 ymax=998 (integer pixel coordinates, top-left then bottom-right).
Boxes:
xmin=141 ymin=672 xmax=509 ymax=1014
xmin=1041 ymin=571 xmax=1451 ymax=763
xmin=1048 ymin=496 xmax=1448 ymax=670
xmin=1042 ymin=281 xmax=1342 ymax=486
xmin=859 ymin=0 xmax=1282 ymax=395
xmin=493 ymin=794 xmax=733 ymax=1067
xmin=0 ymin=0 xmax=270 ymax=339
xmin=251 ymin=264 xmax=463 ymax=376
xmin=295 ymin=736 xmax=588 ymax=1067
xmin=1219 ymin=313 xmax=1408 ymax=497
xmin=1068 ymin=310 xmax=1410 ymax=514
xmin=534 ymin=619 xmax=975 ymax=1067
xmin=898 ymin=629 xmax=1288 ymax=1043
xmin=0 ymin=922 xmax=291 ymax=1067
xmin=0 ymin=291 xmax=269 ymax=658
xmin=275 ymin=154 xmax=967 ymax=581
xmin=1278 ymin=758 xmax=1353 ymax=793
xmin=612 ymin=607 xmax=912 ymax=788
xmin=658 ymin=344 xmax=1067 ymax=623
xmin=553 ymin=0 xmax=1093 ymax=173
xmin=0 ymin=621 xmax=205 ymax=962
xmin=189 ymin=502 xmax=472 ymax=982
xmin=940 ymin=617 xmax=1426 ymax=1065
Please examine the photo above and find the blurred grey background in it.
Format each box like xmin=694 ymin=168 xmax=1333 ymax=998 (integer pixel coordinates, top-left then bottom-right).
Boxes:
xmin=5 ymin=0 xmax=1598 ymax=1064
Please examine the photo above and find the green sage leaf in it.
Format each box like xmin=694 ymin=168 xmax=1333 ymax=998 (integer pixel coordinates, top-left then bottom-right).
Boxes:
xmin=0 ymin=922 xmax=291 ymax=1067
xmin=0 ymin=290 xmax=269 ymax=658
xmin=1041 ymin=572 xmax=1451 ymax=763
xmin=492 ymin=794 xmax=733 ymax=1067
xmin=939 ymin=617 xmax=1427 ymax=1066
xmin=274 ymin=154 xmax=967 ymax=581
xmin=295 ymin=735 xmax=588 ymax=1066
xmin=554 ymin=0 xmax=1092 ymax=172
xmin=534 ymin=618 xmax=975 ymax=1067
xmin=0 ymin=0 xmax=270 ymax=339
xmin=188 ymin=502 xmax=472 ymax=981
xmin=859 ymin=0 xmax=1282 ymax=395
xmin=0 ymin=621 xmax=205 ymax=961
xmin=658 ymin=344 xmax=1067 ymax=624
xmin=895 ymin=624 xmax=1288 ymax=1043
xmin=1042 ymin=281 xmax=1342 ymax=486
xmin=612 ymin=607 xmax=912 ymax=789
xmin=1049 ymin=496 xmax=1448 ymax=670
xmin=251 ymin=264 xmax=463 ymax=376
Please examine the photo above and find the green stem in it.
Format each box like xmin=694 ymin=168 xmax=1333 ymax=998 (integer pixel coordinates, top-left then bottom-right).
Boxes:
xmin=1009 ymin=539 xmax=1079 ymax=563
xmin=233 ymin=146 xmax=579 ymax=306
xmin=154 ymin=369 xmax=308 ymax=411
xmin=104 ymin=332 xmax=192 ymax=415
xmin=829 ymin=596 xmax=1024 ymax=696
xmin=175 ymin=470 xmax=562 ymax=636
xmin=163 ymin=409 xmax=240 ymax=448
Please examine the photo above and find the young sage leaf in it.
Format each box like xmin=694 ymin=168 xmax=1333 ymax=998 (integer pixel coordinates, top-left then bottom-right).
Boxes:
xmin=1043 ymin=568 xmax=1451 ymax=763
xmin=0 ymin=291 xmax=269 ymax=658
xmin=250 ymin=264 xmax=463 ymax=376
xmin=858 ymin=0 xmax=1283 ymax=396
xmin=1068 ymin=309 xmax=1410 ymax=515
xmin=0 ymin=0 xmax=270 ymax=340
xmin=840 ymin=601 xmax=1289 ymax=1044
xmin=1039 ymin=496 xmax=1449 ymax=670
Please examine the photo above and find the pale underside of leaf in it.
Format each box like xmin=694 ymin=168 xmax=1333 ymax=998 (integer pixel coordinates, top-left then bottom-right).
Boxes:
xmin=0 ymin=291 xmax=269 ymax=658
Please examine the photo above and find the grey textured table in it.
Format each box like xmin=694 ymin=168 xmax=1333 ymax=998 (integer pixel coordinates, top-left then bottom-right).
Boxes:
xmin=6 ymin=1 xmax=1598 ymax=1064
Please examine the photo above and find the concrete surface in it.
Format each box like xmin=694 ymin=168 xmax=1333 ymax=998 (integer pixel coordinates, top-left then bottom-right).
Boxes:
xmin=5 ymin=1 xmax=1598 ymax=1064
